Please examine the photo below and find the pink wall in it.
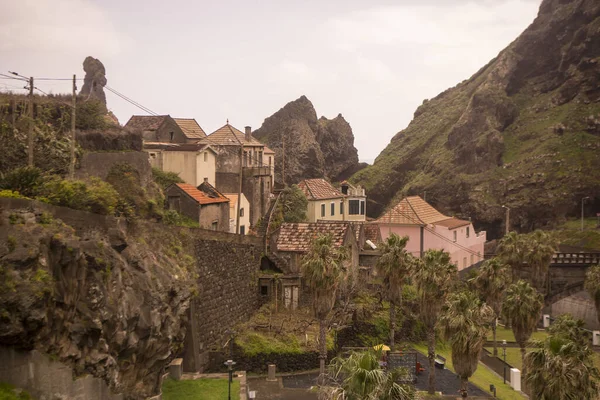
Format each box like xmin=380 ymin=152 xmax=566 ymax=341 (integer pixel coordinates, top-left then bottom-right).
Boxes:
xmin=379 ymin=223 xmax=486 ymax=270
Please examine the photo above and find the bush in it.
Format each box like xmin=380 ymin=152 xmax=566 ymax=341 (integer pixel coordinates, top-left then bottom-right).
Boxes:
xmin=236 ymin=332 xmax=303 ymax=356
xmin=163 ymin=210 xmax=199 ymax=228
xmin=0 ymin=167 xmax=43 ymax=197
xmin=107 ymin=163 xmax=164 ymax=219
xmin=152 ymin=168 xmax=184 ymax=189
xmin=39 ymin=176 xmax=119 ymax=215
xmin=0 ymin=190 xmax=27 ymax=199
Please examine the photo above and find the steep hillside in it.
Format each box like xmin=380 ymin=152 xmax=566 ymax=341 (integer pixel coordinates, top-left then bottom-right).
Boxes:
xmin=253 ymin=96 xmax=365 ymax=185
xmin=352 ymin=0 xmax=600 ymax=238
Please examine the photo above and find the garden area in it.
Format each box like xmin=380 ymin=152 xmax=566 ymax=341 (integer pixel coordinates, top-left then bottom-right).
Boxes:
xmin=162 ymin=378 xmax=239 ymax=400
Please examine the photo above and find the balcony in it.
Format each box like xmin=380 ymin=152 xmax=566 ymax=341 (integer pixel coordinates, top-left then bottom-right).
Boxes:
xmin=243 ymin=166 xmax=272 ymax=177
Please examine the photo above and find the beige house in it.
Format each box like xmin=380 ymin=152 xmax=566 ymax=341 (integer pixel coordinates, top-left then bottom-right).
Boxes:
xmin=298 ymin=179 xmax=367 ymax=223
xmin=144 ymin=143 xmax=217 ymax=187
xmin=201 ymin=123 xmax=274 ymax=227
xmin=224 ymin=193 xmax=251 ymax=235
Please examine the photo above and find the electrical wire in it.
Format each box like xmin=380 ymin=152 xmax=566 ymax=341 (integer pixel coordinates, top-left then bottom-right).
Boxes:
xmin=0 ymin=73 xmax=27 ymax=82
xmin=104 ymin=85 xmax=158 ymax=116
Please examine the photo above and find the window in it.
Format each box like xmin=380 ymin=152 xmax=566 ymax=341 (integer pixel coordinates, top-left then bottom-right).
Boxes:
xmin=360 ymin=200 xmax=365 ymax=215
xmin=466 ymin=227 xmax=470 ymax=238
xmin=340 ymin=200 xmax=344 ymax=215
xmin=169 ymin=132 xmax=174 ymax=141
xmin=243 ymin=151 xmax=248 ymax=166
xmin=453 ymin=231 xmax=457 ymax=242
xmin=149 ymin=152 xmax=156 ymax=159
xmin=240 ymin=225 xmax=245 ymax=235
xmin=269 ymin=156 xmax=272 ymax=166
xmin=321 ymin=203 xmax=326 ymax=217
xmin=260 ymin=285 xmax=269 ymax=296
xmin=240 ymin=208 xmax=244 ymax=217
xmin=211 ymin=221 xmax=218 ymax=231
xmin=259 ymin=151 xmax=263 ymax=166
xmin=349 ymin=200 xmax=360 ymax=215
xmin=331 ymin=202 xmax=335 ymax=216
xmin=470 ymin=254 xmax=474 ymax=266
xmin=204 ymin=152 xmax=207 ymax=162
xmin=477 ymin=251 xmax=481 ymax=260
xmin=463 ymin=257 xmax=467 ymax=269
xmin=341 ymin=184 xmax=348 ymax=195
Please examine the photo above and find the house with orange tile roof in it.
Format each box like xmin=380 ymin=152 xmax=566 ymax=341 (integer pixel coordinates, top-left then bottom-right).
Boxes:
xmin=298 ymin=178 xmax=367 ymax=223
xmin=376 ymin=196 xmax=486 ymax=270
xmin=201 ymin=123 xmax=274 ymax=228
xmin=165 ymin=182 xmax=230 ymax=231
xmin=263 ymin=221 xmax=360 ymax=310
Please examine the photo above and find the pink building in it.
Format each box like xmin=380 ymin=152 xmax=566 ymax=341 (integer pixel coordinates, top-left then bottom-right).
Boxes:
xmin=376 ymin=196 xmax=486 ymax=270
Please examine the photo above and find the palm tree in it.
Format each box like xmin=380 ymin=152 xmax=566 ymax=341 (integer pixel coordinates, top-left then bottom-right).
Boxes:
xmin=525 ymin=315 xmax=600 ymax=399
xmin=501 ymin=280 xmax=544 ymax=376
xmin=413 ymin=249 xmax=457 ymax=395
xmin=376 ymin=233 xmax=413 ymax=351
xmin=496 ymin=231 xmax=525 ymax=280
xmin=302 ymin=234 xmax=349 ymax=383
xmin=584 ymin=264 xmax=600 ymax=325
xmin=440 ymin=290 xmax=493 ymax=398
xmin=469 ymin=258 xmax=511 ymax=356
xmin=323 ymin=350 xmax=416 ymax=400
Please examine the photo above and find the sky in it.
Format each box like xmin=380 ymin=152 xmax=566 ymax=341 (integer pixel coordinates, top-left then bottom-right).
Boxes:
xmin=1 ymin=0 xmax=541 ymax=162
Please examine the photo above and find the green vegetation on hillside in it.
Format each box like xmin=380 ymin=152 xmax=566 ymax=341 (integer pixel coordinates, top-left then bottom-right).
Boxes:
xmin=0 ymin=383 xmax=31 ymax=400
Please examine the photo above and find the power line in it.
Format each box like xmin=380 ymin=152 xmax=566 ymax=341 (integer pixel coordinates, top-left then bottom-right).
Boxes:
xmin=105 ymin=85 xmax=158 ymax=116
xmin=33 ymin=77 xmax=84 ymax=81
xmin=0 ymin=73 xmax=27 ymax=82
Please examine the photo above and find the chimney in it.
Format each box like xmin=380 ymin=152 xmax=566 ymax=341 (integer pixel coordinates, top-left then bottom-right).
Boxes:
xmin=245 ymin=126 xmax=252 ymax=142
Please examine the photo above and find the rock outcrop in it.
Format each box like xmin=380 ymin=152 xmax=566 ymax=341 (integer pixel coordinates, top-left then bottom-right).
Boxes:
xmin=253 ymin=96 xmax=363 ymax=185
xmin=0 ymin=199 xmax=196 ymax=399
xmin=80 ymin=56 xmax=107 ymax=106
xmin=352 ymin=0 xmax=600 ymax=237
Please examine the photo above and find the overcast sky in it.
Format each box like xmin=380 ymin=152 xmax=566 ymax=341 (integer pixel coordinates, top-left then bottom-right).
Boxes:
xmin=1 ymin=0 xmax=541 ymax=161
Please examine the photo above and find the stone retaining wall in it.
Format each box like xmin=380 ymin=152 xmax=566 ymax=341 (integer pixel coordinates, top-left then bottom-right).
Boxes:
xmin=206 ymin=349 xmax=335 ymax=374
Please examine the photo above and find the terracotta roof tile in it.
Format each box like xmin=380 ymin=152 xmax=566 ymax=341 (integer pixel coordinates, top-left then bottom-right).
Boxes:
xmin=376 ymin=196 xmax=448 ymax=225
xmin=223 ymin=194 xmax=238 ymax=212
xmin=298 ymin=179 xmax=344 ymax=200
xmin=434 ymin=218 xmax=471 ymax=229
xmin=173 ymin=118 xmax=207 ymax=139
xmin=125 ymin=115 xmax=168 ymax=131
xmin=276 ymin=222 xmax=350 ymax=252
xmin=364 ymin=223 xmax=381 ymax=243
xmin=204 ymin=124 xmax=266 ymax=146
xmin=174 ymin=183 xmax=229 ymax=205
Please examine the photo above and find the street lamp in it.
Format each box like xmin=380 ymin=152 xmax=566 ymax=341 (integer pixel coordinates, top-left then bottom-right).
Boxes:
xmin=502 ymin=340 xmax=507 ymax=384
xmin=501 ymin=205 xmax=510 ymax=236
xmin=224 ymin=359 xmax=237 ymax=400
xmin=582 ymin=197 xmax=590 ymax=232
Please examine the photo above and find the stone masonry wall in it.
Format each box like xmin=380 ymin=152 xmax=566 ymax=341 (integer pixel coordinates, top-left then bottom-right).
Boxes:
xmin=183 ymin=237 xmax=262 ymax=372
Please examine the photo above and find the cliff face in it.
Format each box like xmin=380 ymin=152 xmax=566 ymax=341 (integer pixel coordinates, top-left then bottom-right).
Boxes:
xmin=253 ymin=96 xmax=363 ymax=185
xmin=352 ymin=0 xmax=600 ymax=237
xmin=0 ymin=200 xmax=196 ymax=399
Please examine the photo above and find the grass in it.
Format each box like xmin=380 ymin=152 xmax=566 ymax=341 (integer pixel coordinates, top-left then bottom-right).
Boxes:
xmin=162 ymin=378 xmax=239 ymax=400
xmin=0 ymin=382 xmax=31 ymax=400
xmin=490 ymin=326 xmax=548 ymax=343
xmin=412 ymin=344 xmax=526 ymax=400
xmin=485 ymin=346 xmax=600 ymax=371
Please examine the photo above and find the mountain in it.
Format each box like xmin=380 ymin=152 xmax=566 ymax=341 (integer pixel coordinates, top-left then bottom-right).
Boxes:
xmin=352 ymin=0 xmax=600 ymax=238
xmin=253 ymin=95 xmax=365 ymax=185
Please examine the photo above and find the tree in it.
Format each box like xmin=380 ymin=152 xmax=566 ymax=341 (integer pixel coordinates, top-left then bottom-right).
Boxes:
xmin=497 ymin=230 xmax=557 ymax=293
xmin=376 ymin=234 xmax=413 ymax=351
xmin=413 ymin=249 xmax=457 ymax=395
xmin=279 ymin=184 xmax=308 ymax=223
xmin=440 ymin=290 xmax=493 ymax=398
xmin=584 ymin=264 xmax=600 ymax=326
xmin=501 ymin=280 xmax=544 ymax=375
xmin=323 ymin=350 xmax=416 ymax=400
xmin=469 ymin=258 xmax=511 ymax=356
xmin=525 ymin=315 xmax=600 ymax=399
xmin=302 ymin=234 xmax=349 ymax=384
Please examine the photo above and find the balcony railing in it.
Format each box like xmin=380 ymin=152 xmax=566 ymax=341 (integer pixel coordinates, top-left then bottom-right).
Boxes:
xmin=243 ymin=166 xmax=272 ymax=177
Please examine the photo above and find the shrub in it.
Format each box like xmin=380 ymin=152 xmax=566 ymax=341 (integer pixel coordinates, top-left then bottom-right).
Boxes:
xmin=163 ymin=210 xmax=199 ymax=228
xmin=0 ymin=190 xmax=27 ymax=199
xmin=107 ymin=163 xmax=164 ymax=219
xmin=152 ymin=168 xmax=184 ymax=189
xmin=38 ymin=176 xmax=119 ymax=215
xmin=0 ymin=167 xmax=43 ymax=197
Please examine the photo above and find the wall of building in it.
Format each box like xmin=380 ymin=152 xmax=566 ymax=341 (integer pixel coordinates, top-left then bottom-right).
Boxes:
xmin=308 ymin=198 xmax=344 ymax=222
xmin=197 ymin=150 xmax=216 ymax=187
xmin=551 ymin=292 xmax=599 ymax=329
xmin=0 ymin=347 xmax=123 ymax=400
xmin=379 ymin=225 xmax=423 ymax=258
xmin=344 ymin=197 xmax=367 ymax=222
xmin=162 ymin=151 xmax=200 ymax=186
xmin=198 ymin=202 xmax=230 ymax=232
xmin=183 ymin=237 xmax=262 ymax=372
xmin=226 ymin=194 xmax=251 ymax=234
xmin=76 ymin=151 xmax=153 ymax=187
xmin=156 ymin=118 xmax=187 ymax=143
xmin=165 ymin=185 xmax=200 ymax=223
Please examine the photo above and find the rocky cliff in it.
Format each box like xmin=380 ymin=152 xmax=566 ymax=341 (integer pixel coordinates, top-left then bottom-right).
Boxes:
xmin=0 ymin=199 xmax=196 ymax=399
xmin=253 ymin=96 xmax=364 ymax=185
xmin=352 ymin=0 xmax=600 ymax=237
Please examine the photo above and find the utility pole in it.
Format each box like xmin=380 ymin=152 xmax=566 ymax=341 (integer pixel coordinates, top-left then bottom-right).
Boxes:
xmin=28 ymin=77 xmax=34 ymax=167
xmin=502 ymin=205 xmax=510 ymax=236
xmin=582 ymin=197 xmax=590 ymax=232
xmin=70 ymin=74 xmax=76 ymax=179
xmin=281 ymin=132 xmax=285 ymax=187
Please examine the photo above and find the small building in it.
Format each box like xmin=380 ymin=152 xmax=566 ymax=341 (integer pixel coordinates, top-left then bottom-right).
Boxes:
xmin=202 ymin=123 xmax=274 ymax=228
xmin=165 ymin=182 xmax=230 ymax=231
xmin=376 ymin=196 xmax=485 ymax=270
xmin=125 ymin=115 xmax=207 ymax=144
xmin=265 ymin=221 xmax=360 ymax=310
xmin=223 ymin=193 xmax=251 ymax=235
xmin=298 ymin=178 xmax=367 ymax=223
xmin=144 ymin=143 xmax=217 ymax=187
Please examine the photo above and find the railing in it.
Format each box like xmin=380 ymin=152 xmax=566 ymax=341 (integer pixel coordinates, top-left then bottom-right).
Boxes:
xmin=243 ymin=166 xmax=272 ymax=177
xmin=552 ymin=252 xmax=600 ymax=265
